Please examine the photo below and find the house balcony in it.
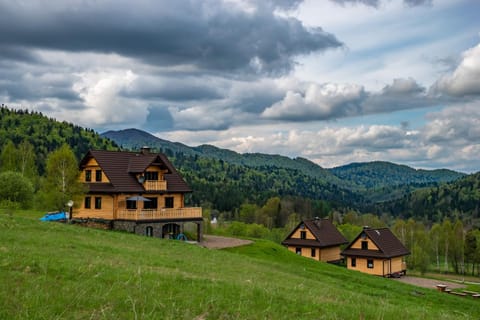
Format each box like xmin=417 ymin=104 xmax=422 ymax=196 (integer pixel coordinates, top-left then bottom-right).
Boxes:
xmin=143 ymin=180 xmax=167 ymax=191
xmin=116 ymin=207 xmax=202 ymax=221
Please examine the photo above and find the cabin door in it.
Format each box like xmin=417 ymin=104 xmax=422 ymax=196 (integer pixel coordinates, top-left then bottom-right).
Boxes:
xmin=383 ymin=260 xmax=391 ymax=276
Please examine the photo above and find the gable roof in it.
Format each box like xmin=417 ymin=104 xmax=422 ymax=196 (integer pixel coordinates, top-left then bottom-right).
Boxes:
xmin=341 ymin=227 xmax=410 ymax=259
xmin=79 ymin=149 xmax=191 ymax=193
xmin=282 ymin=218 xmax=348 ymax=248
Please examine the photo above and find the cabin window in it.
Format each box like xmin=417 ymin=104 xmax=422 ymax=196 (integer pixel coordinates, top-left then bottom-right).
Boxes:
xmin=300 ymin=231 xmax=306 ymax=239
xmin=126 ymin=200 xmax=137 ymax=210
xmin=85 ymin=170 xmax=92 ymax=182
xmin=144 ymin=197 xmax=158 ymax=209
xmin=165 ymin=197 xmax=174 ymax=208
xmin=311 ymin=248 xmax=316 ymax=257
xmin=367 ymin=259 xmax=374 ymax=268
xmin=95 ymin=170 xmax=102 ymax=182
xmin=145 ymin=171 xmax=158 ymax=181
xmin=361 ymin=241 xmax=368 ymax=250
xmin=84 ymin=196 xmax=91 ymax=209
xmin=295 ymin=247 xmax=302 ymax=255
xmin=95 ymin=197 xmax=102 ymax=209
xmin=146 ymin=226 xmax=153 ymax=237
xmin=351 ymin=258 xmax=356 ymax=267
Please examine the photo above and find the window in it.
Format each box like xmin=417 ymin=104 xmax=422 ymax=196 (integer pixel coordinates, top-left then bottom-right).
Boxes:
xmin=311 ymin=248 xmax=316 ymax=257
xmin=145 ymin=171 xmax=159 ymax=181
xmin=165 ymin=197 xmax=174 ymax=208
xmin=295 ymin=247 xmax=302 ymax=255
xmin=85 ymin=170 xmax=92 ymax=182
xmin=144 ymin=197 xmax=158 ymax=209
xmin=351 ymin=258 xmax=356 ymax=267
xmin=126 ymin=200 xmax=137 ymax=210
xmin=84 ymin=197 xmax=91 ymax=209
xmin=95 ymin=170 xmax=102 ymax=182
xmin=300 ymin=231 xmax=306 ymax=239
xmin=367 ymin=259 xmax=374 ymax=269
xmin=361 ymin=241 xmax=368 ymax=250
xmin=145 ymin=226 xmax=153 ymax=237
xmin=95 ymin=197 xmax=102 ymax=209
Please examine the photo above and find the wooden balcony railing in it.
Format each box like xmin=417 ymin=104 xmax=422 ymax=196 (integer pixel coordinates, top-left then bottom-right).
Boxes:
xmin=116 ymin=207 xmax=202 ymax=220
xmin=143 ymin=180 xmax=167 ymax=191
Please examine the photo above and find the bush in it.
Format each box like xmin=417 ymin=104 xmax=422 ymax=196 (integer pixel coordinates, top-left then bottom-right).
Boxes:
xmin=0 ymin=171 xmax=34 ymax=209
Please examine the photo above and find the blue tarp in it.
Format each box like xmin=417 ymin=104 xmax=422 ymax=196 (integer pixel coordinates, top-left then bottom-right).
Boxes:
xmin=40 ymin=212 xmax=67 ymax=221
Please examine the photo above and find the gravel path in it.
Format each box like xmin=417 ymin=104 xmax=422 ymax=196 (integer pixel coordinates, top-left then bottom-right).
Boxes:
xmin=200 ymin=235 xmax=253 ymax=249
xmin=393 ymin=276 xmax=466 ymax=290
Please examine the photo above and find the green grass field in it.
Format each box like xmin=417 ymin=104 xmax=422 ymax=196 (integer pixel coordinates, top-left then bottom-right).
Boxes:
xmin=1 ymin=211 xmax=479 ymax=319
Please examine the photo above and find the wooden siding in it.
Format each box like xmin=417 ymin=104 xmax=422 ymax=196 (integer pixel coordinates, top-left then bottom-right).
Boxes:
xmin=350 ymin=236 xmax=379 ymax=250
xmin=291 ymin=226 xmax=316 ymax=240
xmin=319 ymin=246 xmax=341 ymax=262
xmin=287 ymin=245 xmax=341 ymax=262
xmin=74 ymin=194 xmax=115 ymax=220
xmin=346 ymin=257 xmax=384 ymax=275
xmin=80 ymin=158 xmax=111 ymax=183
xmin=117 ymin=207 xmax=202 ymax=220
xmin=346 ymin=256 xmax=406 ymax=276
xmin=74 ymin=193 xmax=198 ymax=221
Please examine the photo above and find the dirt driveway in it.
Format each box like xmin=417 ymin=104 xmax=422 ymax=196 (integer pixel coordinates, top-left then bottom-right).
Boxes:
xmin=393 ymin=276 xmax=466 ymax=290
xmin=200 ymin=235 xmax=253 ymax=249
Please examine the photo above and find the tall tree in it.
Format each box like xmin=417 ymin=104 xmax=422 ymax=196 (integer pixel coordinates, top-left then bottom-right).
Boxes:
xmin=43 ymin=144 xmax=84 ymax=211
xmin=429 ymin=223 xmax=442 ymax=272
xmin=0 ymin=140 xmax=17 ymax=172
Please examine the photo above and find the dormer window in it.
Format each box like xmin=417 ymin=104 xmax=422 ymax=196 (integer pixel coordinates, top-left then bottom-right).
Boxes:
xmin=85 ymin=170 xmax=92 ymax=182
xmin=95 ymin=170 xmax=102 ymax=182
xmin=145 ymin=171 xmax=158 ymax=181
xmin=361 ymin=241 xmax=368 ymax=250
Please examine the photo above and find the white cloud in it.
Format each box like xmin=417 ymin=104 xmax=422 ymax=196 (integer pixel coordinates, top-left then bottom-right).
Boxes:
xmin=72 ymin=69 xmax=145 ymax=126
xmin=433 ymin=42 xmax=480 ymax=96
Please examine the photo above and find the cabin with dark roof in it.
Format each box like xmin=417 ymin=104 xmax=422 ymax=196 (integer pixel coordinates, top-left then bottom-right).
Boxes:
xmin=341 ymin=227 xmax=410 ymax=277
xmin=73 ymin=147 xmax=203 ymax=241
xmin=282 ymin=218 xmax=348 ymax=263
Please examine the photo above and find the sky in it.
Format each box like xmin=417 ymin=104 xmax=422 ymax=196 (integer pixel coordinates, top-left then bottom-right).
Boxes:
xmin=1 ymin=0 xmax=480 ymax=173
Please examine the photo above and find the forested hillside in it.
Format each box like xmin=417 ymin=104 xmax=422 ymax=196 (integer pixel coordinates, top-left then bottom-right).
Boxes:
xmin=0 ymin=106 xmax=118 ymax=173
xmin=379 ymin=172 xmax=480 ymax=224
xmin=103 ymin=128 xmax=466 ymax=210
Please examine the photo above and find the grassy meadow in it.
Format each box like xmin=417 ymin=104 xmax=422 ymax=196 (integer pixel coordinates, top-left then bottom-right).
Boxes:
xmin=1 ymin=210 xmax=479 ymax=319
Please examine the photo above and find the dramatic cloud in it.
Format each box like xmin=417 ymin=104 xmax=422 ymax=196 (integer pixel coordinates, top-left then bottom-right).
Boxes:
xmin=0 ymin=0 xmax=341 ymax=75
xmin=432 ymin=42 xmax=480 ymax=97
xmin=0 ymin=0 xmax=479 ymax=172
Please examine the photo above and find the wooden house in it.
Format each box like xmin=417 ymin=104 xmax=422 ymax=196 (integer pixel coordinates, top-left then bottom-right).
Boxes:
xmin=282 ymin=218 xmax=348 ymax=263
xmin=341 ymin=227 xmax=409 ymax=277
xmin=73 ymin=147 xmax=203 ymax=241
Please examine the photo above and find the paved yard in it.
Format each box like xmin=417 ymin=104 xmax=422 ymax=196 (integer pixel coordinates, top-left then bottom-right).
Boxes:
xmin=393 ymin=276 xmax=466 ymax=290
xmin=200 ymin=235 xmax=253 ymax=249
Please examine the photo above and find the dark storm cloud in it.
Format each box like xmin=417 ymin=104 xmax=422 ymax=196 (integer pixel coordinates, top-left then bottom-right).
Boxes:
xmin=329 ymin=0 xmax=431 ymax=7
xmin=125 ymin=77 xmax=223 ymax=102
xmin=0 ymin=0 xmax=342 ymax=75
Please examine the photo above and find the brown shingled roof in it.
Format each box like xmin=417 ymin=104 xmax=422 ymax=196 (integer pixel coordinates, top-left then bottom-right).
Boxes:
xmin=282 ymin=218 xmax=348 ymax=248
xmin=79 ymin=150 xmax=191 ymax=193
xmin=341 ymin=227 xmax=410 ymax=259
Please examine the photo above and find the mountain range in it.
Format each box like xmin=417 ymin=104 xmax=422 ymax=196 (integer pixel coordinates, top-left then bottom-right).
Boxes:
xmin=102 ymin=128 xmax=465 ymax=193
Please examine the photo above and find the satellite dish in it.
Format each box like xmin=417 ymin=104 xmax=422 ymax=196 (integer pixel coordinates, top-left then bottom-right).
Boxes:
xmin=138 ymin=176 xmax=145 ymax=183
xmin=67 ymin=200 xmax=74 ymax=207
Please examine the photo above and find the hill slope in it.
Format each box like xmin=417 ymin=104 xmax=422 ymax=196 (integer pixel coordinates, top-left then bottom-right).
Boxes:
xmin=0 ymin=106 xmax=118 ymax=173
xmin=1 ymin=212 xmax=478 ymax=319
xmin=103 ymin=128 xmax=465 ymax=209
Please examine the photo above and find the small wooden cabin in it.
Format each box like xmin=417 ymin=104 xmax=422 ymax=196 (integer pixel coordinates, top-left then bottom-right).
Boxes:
xmin=341 ymin=227 xmax=410 ymax=277
xmin=282 ymin=218 xmax=348 ymax=263
xmin=73 ymin=147 xmax=203 ymax=241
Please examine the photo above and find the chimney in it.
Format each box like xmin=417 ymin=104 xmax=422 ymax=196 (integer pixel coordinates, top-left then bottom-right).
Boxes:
xmin=140 ymin=146 xmax=151 ymax=154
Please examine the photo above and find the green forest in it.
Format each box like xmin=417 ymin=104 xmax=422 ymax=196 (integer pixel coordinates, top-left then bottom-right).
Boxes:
xmin=1 ymin=105 xmax=480 ymax=276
